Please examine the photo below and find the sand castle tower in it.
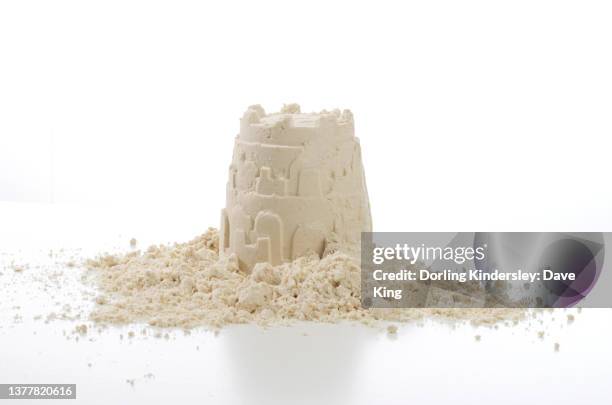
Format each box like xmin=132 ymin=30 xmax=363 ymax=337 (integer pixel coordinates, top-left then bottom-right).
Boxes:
xmin=220 ymin=104 xmax=372 ymax=270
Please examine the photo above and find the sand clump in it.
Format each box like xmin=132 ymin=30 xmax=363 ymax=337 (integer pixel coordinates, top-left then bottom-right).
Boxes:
xmin=85 ymin=228 xmax=526 ymax=329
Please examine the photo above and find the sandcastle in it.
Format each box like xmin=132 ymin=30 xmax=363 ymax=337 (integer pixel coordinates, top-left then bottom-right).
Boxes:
xmin=220 ymin=104 xmax=372 ymax=270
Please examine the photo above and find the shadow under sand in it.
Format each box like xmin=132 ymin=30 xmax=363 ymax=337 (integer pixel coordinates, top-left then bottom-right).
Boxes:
xmin=220 ymin=322 xmax=374 ymax=405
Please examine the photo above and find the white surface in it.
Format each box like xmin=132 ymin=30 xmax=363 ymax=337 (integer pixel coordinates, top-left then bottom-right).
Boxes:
xmin=0 ymin=203 xmax=611 ymax=404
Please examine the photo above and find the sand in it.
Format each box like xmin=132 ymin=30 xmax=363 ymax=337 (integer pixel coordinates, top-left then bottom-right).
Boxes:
xmin=85 ymin=228 xmax=527 ymax=329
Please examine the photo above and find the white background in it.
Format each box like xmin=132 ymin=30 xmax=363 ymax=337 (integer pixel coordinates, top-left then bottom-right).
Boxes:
xmin=2 ymin=0 xmax=612 ymax=230
xmin=1 ymin=1 xmax=612 ymax=404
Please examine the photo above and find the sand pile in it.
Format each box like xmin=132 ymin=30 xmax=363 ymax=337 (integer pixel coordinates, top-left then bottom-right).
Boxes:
xmin=85 ymin=228 xmax=526 ymax=329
